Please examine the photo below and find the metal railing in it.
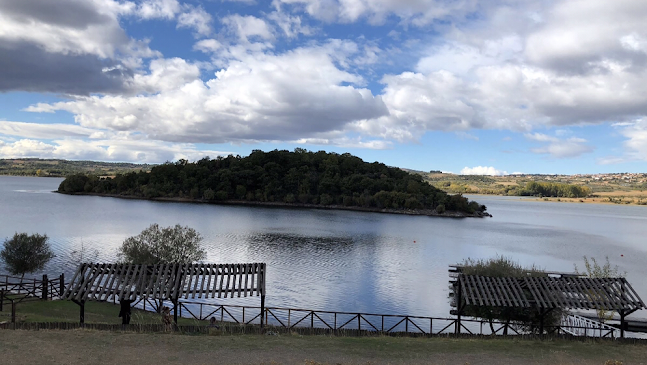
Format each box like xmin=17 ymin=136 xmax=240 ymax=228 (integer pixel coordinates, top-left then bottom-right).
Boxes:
xmin=561 ymin=314 xmax=617 ymax=338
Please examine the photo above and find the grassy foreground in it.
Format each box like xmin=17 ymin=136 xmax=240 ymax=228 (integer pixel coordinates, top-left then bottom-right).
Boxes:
xmin=0 ymin=297 xmax=200 ymax=325
xmin=1 ymin=329 xmax=645 ymax=365
xmin=2 ymin=299 xmax=647 ymax=364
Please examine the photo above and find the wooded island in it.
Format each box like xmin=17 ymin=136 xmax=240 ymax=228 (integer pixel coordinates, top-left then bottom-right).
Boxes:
xmin=57 ymin=149 xmax=489 ymax=217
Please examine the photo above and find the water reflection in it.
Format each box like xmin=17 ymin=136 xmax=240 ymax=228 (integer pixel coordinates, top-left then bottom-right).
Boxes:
xmin=1 ymin=176 xmax=647 ymax=320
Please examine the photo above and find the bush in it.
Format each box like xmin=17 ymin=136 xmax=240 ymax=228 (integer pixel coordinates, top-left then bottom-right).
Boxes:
xmin=118 ymin=224 xmax=206 ymax=264
xmin=0 ymin=233 xmax=55 ymax=276
xmin=454 ymin=256 xmax=563 ymax=334
xmin=436 ymin=204 xmax=445 ymax=214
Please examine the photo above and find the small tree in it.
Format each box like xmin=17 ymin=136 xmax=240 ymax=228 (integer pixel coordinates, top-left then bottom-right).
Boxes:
xmin=118 ymin=224 xmax=206 ymax=264
xmin=575 ymin=256 xmax=624 ymax=322
xmin=0 ymin=233 xmax=55 ymax=277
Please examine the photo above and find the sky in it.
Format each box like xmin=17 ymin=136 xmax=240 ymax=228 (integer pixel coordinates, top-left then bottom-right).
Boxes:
xmin=1 ymin=0 xmax=647 ymax=175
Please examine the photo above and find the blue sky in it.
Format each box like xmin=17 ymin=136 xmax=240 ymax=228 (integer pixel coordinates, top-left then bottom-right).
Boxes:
xmin=1 ymin=0 xmax=647 ymax=174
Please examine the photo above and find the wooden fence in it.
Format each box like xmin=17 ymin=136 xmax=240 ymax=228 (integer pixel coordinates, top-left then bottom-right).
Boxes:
xmin=0 ymin=274 xmax=65 ymax=303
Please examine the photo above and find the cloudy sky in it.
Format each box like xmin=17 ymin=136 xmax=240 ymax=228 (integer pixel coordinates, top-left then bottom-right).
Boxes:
xmin=1 ymin=0 xmax=647 ymax=174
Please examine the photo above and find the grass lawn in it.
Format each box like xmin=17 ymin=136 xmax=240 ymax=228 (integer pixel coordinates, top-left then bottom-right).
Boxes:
xmin=1 ymin=330 xmax=646 ymax=365
xmin=0 ymin=297 xmax=202 ymax=326
xmin=1 ymin=298 xmax=646 ymax=364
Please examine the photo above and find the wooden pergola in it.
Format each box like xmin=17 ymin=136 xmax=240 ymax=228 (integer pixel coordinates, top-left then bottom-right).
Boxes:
xmin=451 ymin=273 xmax=645 ymax=337
xmin=62 ymin=263 xmax=267 ymax=326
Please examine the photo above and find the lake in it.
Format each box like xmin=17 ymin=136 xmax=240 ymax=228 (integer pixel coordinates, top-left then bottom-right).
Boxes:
xmin=1 ymin=176 xmax=647 ymax=320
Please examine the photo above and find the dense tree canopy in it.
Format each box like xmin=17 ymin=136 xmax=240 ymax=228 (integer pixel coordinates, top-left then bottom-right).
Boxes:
xmin=0 ymin=233 xmax=55 ymax=277
xmin=59 ymin=149 xmax=486 ymax=214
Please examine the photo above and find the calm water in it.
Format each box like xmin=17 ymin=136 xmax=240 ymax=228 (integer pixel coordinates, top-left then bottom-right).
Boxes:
xmin=1 ymin=176 xmax=647 ymax=319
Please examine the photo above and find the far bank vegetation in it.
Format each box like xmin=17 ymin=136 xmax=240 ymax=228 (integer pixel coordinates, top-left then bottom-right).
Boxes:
xmin=58 ymin=149 xmax=486 ymax=215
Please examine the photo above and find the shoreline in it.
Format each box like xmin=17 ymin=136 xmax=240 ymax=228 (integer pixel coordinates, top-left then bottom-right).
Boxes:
xmin=56 ymin=191 xmax=492 ymax=218
xmin=465 ymin=193 xmax=647 ymax=207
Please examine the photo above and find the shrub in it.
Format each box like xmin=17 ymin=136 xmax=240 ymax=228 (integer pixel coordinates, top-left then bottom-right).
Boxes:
xmin=0 ymin=233 xmax=55 ymax=277
xmin=118 ymin=224 xmax=206 ymax=264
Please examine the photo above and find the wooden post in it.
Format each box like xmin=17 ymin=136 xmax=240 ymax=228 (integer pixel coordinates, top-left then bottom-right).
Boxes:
xmin=260 ymin=295 xmax=265 ymax=328
xmin=11 ymin=301 xmax=16 ymax=323
xmin=173 ymin=299 xmax=178 ymax=324
xmin=455 ymin=278 xmax=462 ymax=335
xmin=539 ymin=310 xmax=544 ymax=335
xmin=42 ymin=274 xmax=48 ymax=300
xmin=60 ymin=273 xmax=64 ymax=297
xmin=80 ymin=301 xmax=85 ymax=324
xmin=620 ymin=310 xmax=625 ymax=339
xmin=1 ymin=290 xmax=4 ymax=312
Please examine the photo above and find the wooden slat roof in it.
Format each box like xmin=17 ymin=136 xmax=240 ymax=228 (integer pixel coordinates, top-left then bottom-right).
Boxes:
xmin=62 ymin=263 xmax=266 ymax=302
xmin=459 ymin=275 xmax=645 ymax=311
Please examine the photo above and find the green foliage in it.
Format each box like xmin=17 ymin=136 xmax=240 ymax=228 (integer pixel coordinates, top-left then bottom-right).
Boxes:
xmin=518 ymin=181 xmax=591 ymax=198
xmin=575 ymin=256 xmax=625 ymax=322
xmin=0 ymin=233 xmax=55 ymax=276
xmin=118 ymin=224 xmax=206 ymax=264
xmin=456 ymin=256 xmax=563 ymax=334
xmin=57 ymin=149 xmax=486 ymax=215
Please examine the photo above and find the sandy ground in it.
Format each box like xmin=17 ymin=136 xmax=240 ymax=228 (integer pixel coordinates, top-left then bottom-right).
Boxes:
xmin=1 ymin=330 xmax=646 ymax=365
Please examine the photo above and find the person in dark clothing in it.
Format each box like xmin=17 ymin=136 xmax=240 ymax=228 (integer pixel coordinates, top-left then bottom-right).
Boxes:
xmin=118 ymin=299 xmax=134 ymax=324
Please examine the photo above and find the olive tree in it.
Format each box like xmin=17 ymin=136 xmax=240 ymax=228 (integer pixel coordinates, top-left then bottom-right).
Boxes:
xmin=118 ymin=224 xmax=206 ymax=264
xmin=0 ymin=233 xmax=55 ymax=277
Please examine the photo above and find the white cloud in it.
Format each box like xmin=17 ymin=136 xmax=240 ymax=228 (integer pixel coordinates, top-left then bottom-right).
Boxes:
xmin=273 ymin=0 xmax=479 ymax=26
xmin=0 ymin=0 xmax=154 ymax=60
xmin=266 ymin=11 xmax=313 ymax=38
xmin=0 ymin=138 xmax=231 ymax=163
xmin=525 ymin=133 xmax=594 ymax=158
xmin=222 ymin=15 xmax=275 ymax=43
xmin=177 ymin=6 xmax=213 ymax=37
xmin=193 ymin=39 xmax=223 ymax=53
xmin=0 ymin=121 xmax=103 ymax=139
xmin=26 ymin=42 xmax=388 ymax=144
xmin=460 ymin=166 xmax=508 ymax=176
xmin=137 ymin=0 xmax=181 ymax=20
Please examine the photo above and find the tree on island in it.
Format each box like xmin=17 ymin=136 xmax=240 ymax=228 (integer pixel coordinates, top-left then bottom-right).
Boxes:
xmin=58 ymin=149 xmax=488 ymax=216
xmin=118 ymin=224 xmax=206 ymax=264
xmin=452 ymin=256 xmax=563 ymax=334
xmin=0 ymin=232 xmax=55 ymax=278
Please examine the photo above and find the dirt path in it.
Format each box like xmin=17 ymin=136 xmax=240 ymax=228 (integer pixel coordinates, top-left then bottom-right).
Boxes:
xmin=1 ymin=330 xmax=646 ymax=365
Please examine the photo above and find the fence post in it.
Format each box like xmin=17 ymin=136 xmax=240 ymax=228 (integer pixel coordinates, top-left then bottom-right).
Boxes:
xmin=0 ymin=290 xmax=3 ymax=312
xmin=60 ymin=273 xmax=64 ymax=297
xmin=42 ymin=275 xmax=48 ymax=300
xmin=12 ymin=301 xmax=17 ymax=323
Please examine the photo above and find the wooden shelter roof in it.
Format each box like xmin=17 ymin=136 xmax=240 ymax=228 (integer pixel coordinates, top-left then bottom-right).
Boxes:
xmin=62 ymin=263 xmax=266 ymax=302
xmin=458 ymin=275 xmax=645 ymax=312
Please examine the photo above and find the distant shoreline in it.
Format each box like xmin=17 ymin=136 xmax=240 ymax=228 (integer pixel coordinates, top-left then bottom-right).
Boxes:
xmin=466 ymin=193 xmax=647 ymax=207
xmin=56 ymin=191 xmax=492 ymax=218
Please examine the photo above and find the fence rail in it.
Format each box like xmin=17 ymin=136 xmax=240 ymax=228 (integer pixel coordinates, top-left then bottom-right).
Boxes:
xmin=0 ymin=274 xmax=625 ymax=339
xmin=0 ymin=274 xmax=65 ymax=303
xmin=126 ymin=299 xmax=621 ymax=338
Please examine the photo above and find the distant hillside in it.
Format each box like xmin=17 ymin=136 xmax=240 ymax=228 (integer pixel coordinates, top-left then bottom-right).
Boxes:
xmin=414 ymin=171 xmax=647 ymax=205
xmin=0 ymin=159 xmax=153 ymax=177
xmin=57 ymin=149 xmax=489 ymax=217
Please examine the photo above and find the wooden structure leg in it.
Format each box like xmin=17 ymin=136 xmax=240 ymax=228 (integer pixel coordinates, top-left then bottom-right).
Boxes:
xmin=260 ymin=295 xmax=265 ymax=328
xmin=173 ymin=299 xmax=178 ymax=324
xmin=72 ymin=299 xmax=85 ymax=324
